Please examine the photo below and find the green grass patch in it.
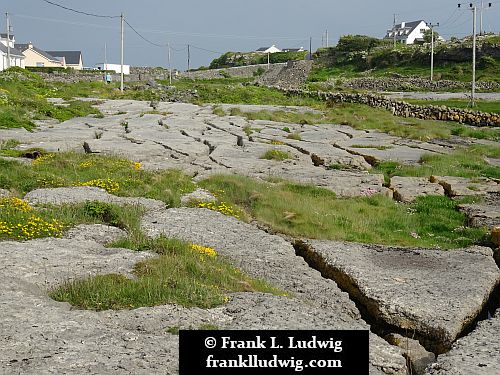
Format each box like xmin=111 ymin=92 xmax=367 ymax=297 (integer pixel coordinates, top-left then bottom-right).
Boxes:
xmin=261 ymin=149 xmax=293 ymax=161
xmin=199 ymin=174 xmax=486 ymax=249
xmin=0 ymin=152 xmax=195 ymax=206
xmin=373 ymin=145 xmax=500 ymax=183
xmin=350 ymin=144 xmax=392 ymax=150
xmin=228 ymin=104 xmax=499 ymax=141
xmin=405 ymin=99 xmax=500 ymax=114
xmin=0 ymin=68 xmax=102 ymax=130
xmin=49 ymin=236 xmax=286 ymax=310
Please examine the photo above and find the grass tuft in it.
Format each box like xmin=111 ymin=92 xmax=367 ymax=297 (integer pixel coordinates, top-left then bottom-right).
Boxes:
xmin=49 ymin=236 xmax=286 ymax=310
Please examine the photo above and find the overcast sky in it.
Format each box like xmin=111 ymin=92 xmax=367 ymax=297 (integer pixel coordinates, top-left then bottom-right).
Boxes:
xmin=3 ymin=0 xmax=499 ymax=70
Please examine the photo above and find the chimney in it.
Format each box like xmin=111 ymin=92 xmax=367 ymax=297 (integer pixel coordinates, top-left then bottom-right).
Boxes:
xmin=28 ymin=42 xmax=33 ymax=49
xmin=401 ymin=22 xmax=406 ymax=28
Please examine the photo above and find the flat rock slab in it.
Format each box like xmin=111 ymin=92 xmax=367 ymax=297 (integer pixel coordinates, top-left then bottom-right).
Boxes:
xmin=425 ymin=311 xmax=500 ymax=375
xmin=431 ymin=176 xmax=500 ymax=197
xmin=0 ymin=188 xmax=10 ymax=197
xmin=458 ymin=193 xmax=500 ymax=230
xmin=64 ymin=224 xmax=127 ymax=245
xmin=390 ymin=176 xmax=445 ymax=202
xmin=296 ymin=240 xmax=500 ymax=352
xmin=140 ymin=207 xmax=407 ymax=372
xmin=24 ymin=186 xmax=165 ymax=212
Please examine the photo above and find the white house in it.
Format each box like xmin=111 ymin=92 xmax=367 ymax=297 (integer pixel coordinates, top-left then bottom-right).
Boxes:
xmin=0 ymin=33 xmax=25 ymax=71
xmin=95 ymin=63 xmax=130 ymax=75
xmin=384 ymin=20 xmax=429 ymax=45
xmin=256 ymin=45 xmax=282 ymax=53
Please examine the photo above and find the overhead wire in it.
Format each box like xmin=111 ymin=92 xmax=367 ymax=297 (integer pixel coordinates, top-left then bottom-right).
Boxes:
xmin=124 ymin=19 xmax=168 ymax=48
xmin=40 ymin=0 xmax=119 ymax=19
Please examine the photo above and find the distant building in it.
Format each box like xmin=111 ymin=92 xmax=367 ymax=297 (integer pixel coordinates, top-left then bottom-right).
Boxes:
xmin=46 ymin=50 xmax=84 ymax=70
xmin=95 ymin=63 xmax=130 ymax=75
xmin=281 ymin=47 xmax=305 ymax=53
xmin=0 ymin=33 xmax=26 ymax=71
xmin=15 ymin=43 xmax=64 ymax=68
xmin=256 ymin=45 xmax=282 ymax=53
xmin=384 ymin=20 xmax=429 ymax=45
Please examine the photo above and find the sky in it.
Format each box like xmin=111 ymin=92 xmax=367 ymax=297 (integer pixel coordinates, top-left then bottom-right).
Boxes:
xmin=2 ymin=0 xmax=499 ymax=70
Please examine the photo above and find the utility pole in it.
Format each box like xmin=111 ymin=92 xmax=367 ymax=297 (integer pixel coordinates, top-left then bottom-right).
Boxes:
xmin=326 ymin=29 xmax=329 ymax=48
xmin=267 ymin=51 xmax=270 ymax=70
xmin=168 ymin=43 xmax=172 ymax=85
xmin=309 ymin=36 xmax=312 ymax=60
xmin=393 ymin=14 xmax=397 ymax=49
xmin=471 ymin=5 xmax=477 ymax=106
xmin=480 ymin=0 xmax=484 ymax=35
xmin=187 ymin=44 xmax=190 ymax=76
xmin=428 ymin=23 xmax=439 ymax=81
xmin=6 ymin=13 xmax=11 ymax=69
xmin=104 ymin=42 xmax=107 ymax=67
xmin=120 ymin=13 xmax=124 ymax=92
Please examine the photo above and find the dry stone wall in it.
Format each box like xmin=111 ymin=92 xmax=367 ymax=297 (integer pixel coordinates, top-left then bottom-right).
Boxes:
xmin=178 ymin=63 xmax=286 ymax=80
xmin=280 ymin=88 xmax=500 ymax=127
xmin=343 ymin=76 xmax=500 ymax=92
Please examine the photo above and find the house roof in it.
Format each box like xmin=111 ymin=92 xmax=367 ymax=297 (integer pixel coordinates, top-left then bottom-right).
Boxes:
xmin=46 ymin=50 xmax=82 ymax=65
xmin=385 ymin=20 xmax=427 ymax=40
xmin=396 ymin=20 xmax=424 ymax=31
xmin=0 ymin=43 xmax=25 ymax=57
xmin=15 ymin=44 xmax=61 ymax=62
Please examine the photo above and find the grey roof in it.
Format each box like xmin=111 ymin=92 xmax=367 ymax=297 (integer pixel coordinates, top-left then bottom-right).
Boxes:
xmin=0 ymin=43 xmax=25 ymax=57
xmin=46 ymin=50 xmax=82 ymax=65
xmin=396 ymin=20 xmax=423 ymax=30
xmin=256 ymin=47 xmax=270 ymax=51
xmin=15 ymin=44 xmax=61 ymax=62
xmin=385 ymin=20 xmax=427 ymax=41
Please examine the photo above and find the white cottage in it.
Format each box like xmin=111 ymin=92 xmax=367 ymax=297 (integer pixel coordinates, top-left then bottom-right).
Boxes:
xmin=384 ymin=20 xmax=429 ymax=45
xmin=0 ymin=33 xmax=25 ymax=71
xmin=256 ymin=45 xmax=282 ymax=53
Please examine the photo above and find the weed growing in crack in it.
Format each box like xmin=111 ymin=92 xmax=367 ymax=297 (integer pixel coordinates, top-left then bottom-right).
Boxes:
xmin=261 ymin=149 xmax=292 ymax=161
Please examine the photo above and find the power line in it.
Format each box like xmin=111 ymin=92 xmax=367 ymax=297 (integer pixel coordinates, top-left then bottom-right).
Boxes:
xmin=189 ymin=45 xmax=223 ymax=55
xmin=124 ymin=19 xmax=168 ymax=47
xmin=40 ymin=0 xmax=119 ymax=19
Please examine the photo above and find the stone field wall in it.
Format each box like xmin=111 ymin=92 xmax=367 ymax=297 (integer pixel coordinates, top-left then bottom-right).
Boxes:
xmin=280 ymin=88 xmax=500 ymax=127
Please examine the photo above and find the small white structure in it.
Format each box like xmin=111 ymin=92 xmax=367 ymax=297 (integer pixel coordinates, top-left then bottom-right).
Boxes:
xmin=95 ymin=63 xmax=130 ymax=75
xmin=0 ymin=33 xmax=25 ymax=71
xmin=384 ymin=20 xmax=429 ymax=45
xmin=256 ymin=45 xmax=282 ymax=53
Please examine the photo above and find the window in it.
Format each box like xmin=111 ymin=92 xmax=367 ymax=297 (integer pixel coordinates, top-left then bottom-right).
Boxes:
xmin=36 ymin=62 xmax=45 ymax=67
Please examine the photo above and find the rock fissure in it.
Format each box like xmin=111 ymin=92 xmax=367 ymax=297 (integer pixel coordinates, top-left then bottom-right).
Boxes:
xmin=293 ymin=240 xmax=500 ymax=356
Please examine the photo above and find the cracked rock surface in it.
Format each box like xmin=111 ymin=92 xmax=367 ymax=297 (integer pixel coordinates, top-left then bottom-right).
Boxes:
xmin=141 ymin=207 xmax=408 ymax=373
xmin=0 ymin=221 xmax=407 ymax=375
xmin=295 ymin=240 xmax=500 ymax=353
xmin=0 ymin=99 xmax=463 ymax=198
xmin=425 ymin=311 xmax=500 ymax=375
